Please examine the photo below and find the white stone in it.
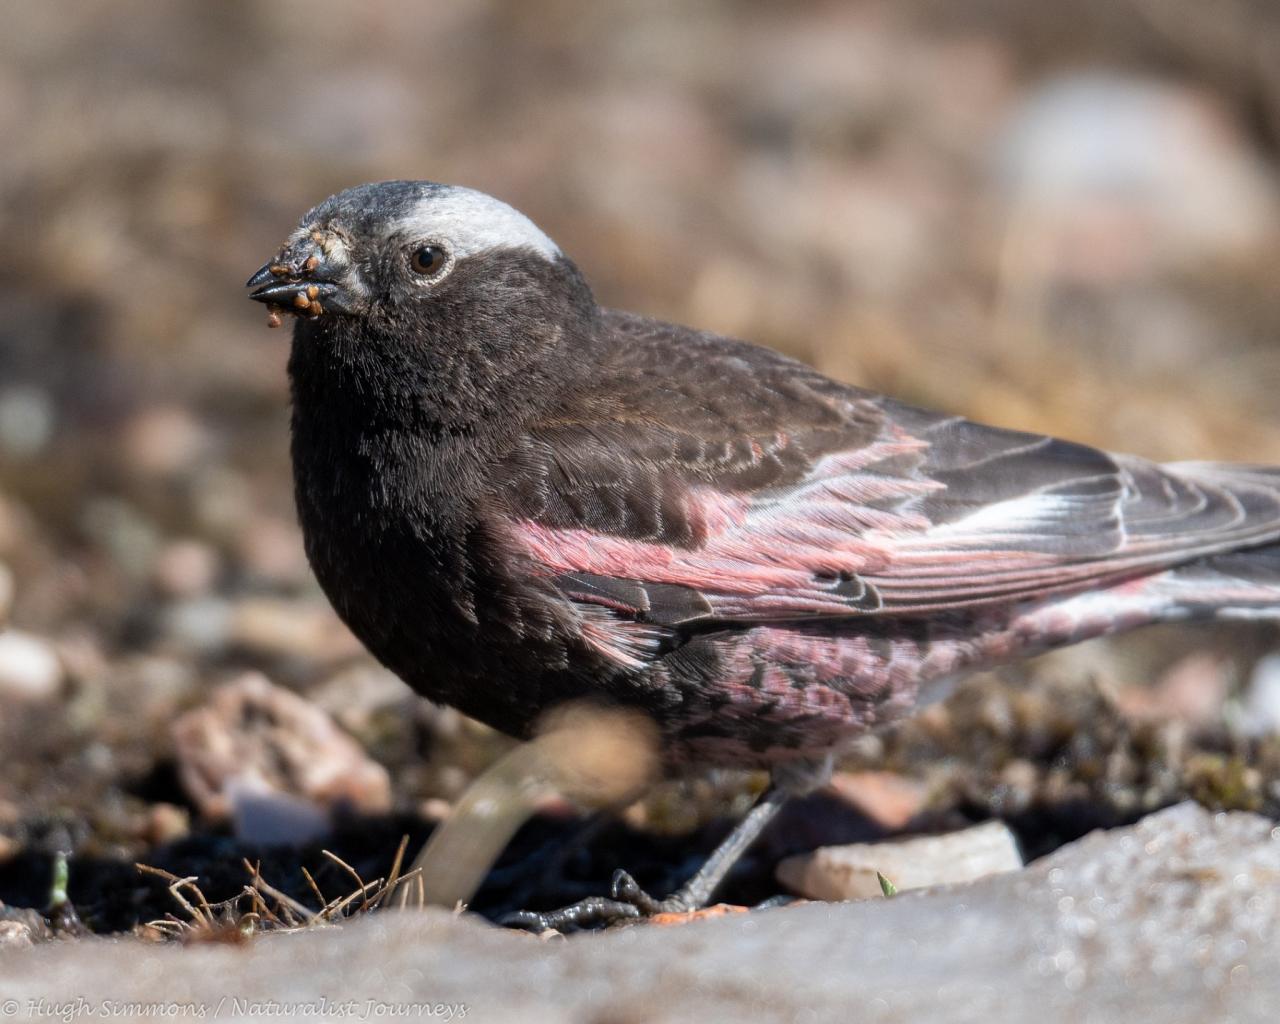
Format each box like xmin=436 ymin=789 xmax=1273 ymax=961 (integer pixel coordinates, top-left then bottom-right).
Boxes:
xmin=0 ymin=630 xmax=63 ymax=701
xmin=1235 ymin=653 xmax=1280 ymax=737
xmin=776 ymin=819 xmax=1023 ymax=900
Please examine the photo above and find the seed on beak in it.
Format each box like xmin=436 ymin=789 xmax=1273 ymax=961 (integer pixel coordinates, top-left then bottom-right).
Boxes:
xmin=306 ymin=285 xmax=319 ymax=299
xmin=269 ymin=264 xmax=289 ymax=277
xmin=304 ymin=256 xmax=319 ymax=272
xmin=309 ymin=301 xmax=324 ymax=316
xmin=293 ymin=292 xmax=311 ymax=310
xmin=265 ymin=307 xmax=283 ymax=329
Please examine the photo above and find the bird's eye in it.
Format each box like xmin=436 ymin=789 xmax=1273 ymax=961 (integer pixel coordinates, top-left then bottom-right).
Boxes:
xmin=410 ymin=245 xmax=447 ymax=276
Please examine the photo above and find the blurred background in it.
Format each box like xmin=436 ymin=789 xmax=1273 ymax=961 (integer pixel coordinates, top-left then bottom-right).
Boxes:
xmin=2 ymin=0 xmax=1280 ymax=930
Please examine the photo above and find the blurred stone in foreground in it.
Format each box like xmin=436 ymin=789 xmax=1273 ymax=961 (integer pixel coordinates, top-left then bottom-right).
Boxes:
xmin=408 ymin=702 xmax=661 ymax=909
xmin=171 ymin=672 xmax=391 ymax=844
xmin=777 ymin=819 xmax=1022 ymax=901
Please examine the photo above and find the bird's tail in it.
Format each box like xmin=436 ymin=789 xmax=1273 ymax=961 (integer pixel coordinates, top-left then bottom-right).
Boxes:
xmin=1105 ymin=460 xmax=1280 ymax=624
xmin=945 ymin=538 xmax=1280 ymax=679
xmin=1166 ymin=542 xmax=1280 ymax=621
xmin=913 ymin=466 xmax=1280 ymax=697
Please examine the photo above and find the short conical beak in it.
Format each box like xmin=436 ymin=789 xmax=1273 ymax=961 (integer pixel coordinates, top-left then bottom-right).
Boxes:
xmin=245 ymin=262 xmax=277 ymax=289
xmin=245 ymin=242 xmax=355 ymax=318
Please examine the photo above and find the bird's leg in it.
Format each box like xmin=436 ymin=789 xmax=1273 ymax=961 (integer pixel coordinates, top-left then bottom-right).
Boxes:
xmin=502 ymin=784 xmax=791 ymax=932
xmin=503 ymin=756 xmax=833 ymax=933
xmin=499 ymin=747 xmax=839 ymax=931
xmin=613 ymin=784 xmax=791 ymax=913
xmin=614 ymin=753 xmax=833 ymax=916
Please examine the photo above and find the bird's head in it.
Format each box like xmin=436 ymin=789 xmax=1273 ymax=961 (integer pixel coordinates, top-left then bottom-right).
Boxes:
xmin=249 ymin=181 xmax=597 ymax=425
xmin=247 ymin=180 xmax=582 ymax=328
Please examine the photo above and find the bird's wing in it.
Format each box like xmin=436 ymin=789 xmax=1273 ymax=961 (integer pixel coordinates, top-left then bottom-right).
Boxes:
xmin=490 ymin=314 xmax=1280 ymax=633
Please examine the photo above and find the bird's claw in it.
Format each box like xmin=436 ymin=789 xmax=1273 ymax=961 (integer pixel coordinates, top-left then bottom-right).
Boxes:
xmin=501 ymin=869 xmax=685 ymax=933
xmin=501 ymin=896 xmax=641 ymax=933
xmin=608 ymin=869 xmax=691 ymax=915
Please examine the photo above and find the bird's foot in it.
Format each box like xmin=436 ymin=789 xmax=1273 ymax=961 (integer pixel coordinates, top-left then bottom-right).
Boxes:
xmin=503 ymin=781 xmax=799 ymax=933
xmin=501 ymin=869 xmax=694 ymax=933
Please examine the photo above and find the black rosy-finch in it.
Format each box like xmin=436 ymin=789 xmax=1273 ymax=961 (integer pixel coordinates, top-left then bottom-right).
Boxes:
xmin=248 ymin=181 xmax=1280 ymax=928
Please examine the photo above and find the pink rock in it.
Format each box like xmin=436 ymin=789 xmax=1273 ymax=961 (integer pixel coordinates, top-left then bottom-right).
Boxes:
xmin=172 ymin=672 xmax=391 ymax=842
xmin=121 ymin=405 xmax=210 ymax=477
xmin=1115 ymin=653 xmax=1229 ymax=726
xmin=826 ymin=771 xmax=927 ymax=830
xmin=151 ymin=539 xmax=221 ymax=599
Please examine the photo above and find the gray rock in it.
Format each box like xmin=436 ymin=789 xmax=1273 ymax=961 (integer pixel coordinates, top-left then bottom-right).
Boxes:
xmin=0 ymin=386 xmax=54 ymax=458
xmin=1 ymin=803 xmax=1278 ymax=1023
xmin=0 ymin=907 xmax=50 ymax=949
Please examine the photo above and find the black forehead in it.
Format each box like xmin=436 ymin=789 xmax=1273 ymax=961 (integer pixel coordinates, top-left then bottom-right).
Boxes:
xmin=300 ymin=180 xmax=444 ymax=233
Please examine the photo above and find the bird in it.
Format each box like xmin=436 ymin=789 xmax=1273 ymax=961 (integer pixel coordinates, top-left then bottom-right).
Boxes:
xmin=248 ymin=180 xmax=1280 ymax=929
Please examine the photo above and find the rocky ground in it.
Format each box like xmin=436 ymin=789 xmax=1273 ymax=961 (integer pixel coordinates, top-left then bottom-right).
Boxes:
xmin=4 ymin=804 xmax=1278 ymax=1023
xmin=2 ymin=2 xmax=1280 ymax=1011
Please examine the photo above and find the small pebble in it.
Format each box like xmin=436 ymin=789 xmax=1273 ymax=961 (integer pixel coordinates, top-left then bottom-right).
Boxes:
xmin=420 ymin=798 xmax=453 ymax=822
xmin=228 ymin=780 xmax=330 ymax=847
xmin=143 ymin=803 xmax=191 ymax=846
xmin=161 ymin=597 xmax=233 ymax=654
xmin=151 ymin=539 xmax=221 ymax=599
xmin=121 ymin=406 xmax=209 ymax=477
xmin=0 ymin=630 xmax=64 ymax=701
xmin=234 ymin=515 xmax=309 ymax=586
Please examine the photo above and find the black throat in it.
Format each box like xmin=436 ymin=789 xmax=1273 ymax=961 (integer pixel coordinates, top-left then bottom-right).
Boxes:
xmin=283 ymin=250 xmax=599 ymax=713
xmin=288 ymin=251 xmax=597 ymax=504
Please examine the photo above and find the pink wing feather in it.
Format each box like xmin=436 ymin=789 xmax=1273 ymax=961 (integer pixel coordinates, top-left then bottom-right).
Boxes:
xmin=505 ymin=415 xmax=1280 ymax=629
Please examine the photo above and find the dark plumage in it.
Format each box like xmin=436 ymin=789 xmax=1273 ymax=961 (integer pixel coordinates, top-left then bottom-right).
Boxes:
xmin=250 ymin=180 xmax=1280 ymax=924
